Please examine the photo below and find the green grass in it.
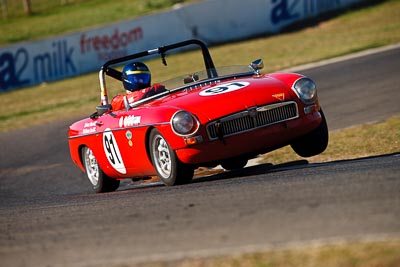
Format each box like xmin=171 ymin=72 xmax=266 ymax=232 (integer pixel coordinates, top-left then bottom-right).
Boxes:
xmin=259 ymin=115 xmax=400 ymax=165
xmin=0 ymin=0 xmax=196 ymax=44
xmin=135 ymin=240 xmax=400 ymax=267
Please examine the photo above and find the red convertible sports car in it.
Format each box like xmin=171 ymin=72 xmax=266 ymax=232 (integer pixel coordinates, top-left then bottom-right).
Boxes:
xmin=68 ymin=39 xmax=328 ymax=193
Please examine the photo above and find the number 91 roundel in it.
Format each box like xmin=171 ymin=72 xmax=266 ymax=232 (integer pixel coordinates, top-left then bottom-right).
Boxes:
xmin=103 ymin=128 xmax=126 ymax=174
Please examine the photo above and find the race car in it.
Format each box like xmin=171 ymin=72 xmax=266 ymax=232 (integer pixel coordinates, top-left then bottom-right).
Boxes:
xmin=68 ymin=39 xmax=328 ymax=193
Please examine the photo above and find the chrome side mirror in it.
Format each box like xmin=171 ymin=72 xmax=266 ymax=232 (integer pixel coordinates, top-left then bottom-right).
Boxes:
xmin=250 ymin=59 xmax=264 ymax=76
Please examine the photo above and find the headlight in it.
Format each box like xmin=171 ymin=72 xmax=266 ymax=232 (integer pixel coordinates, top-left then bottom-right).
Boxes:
xmin=292 ymin=77 xmax=317 ymax=104
xmin=171 ymin=110 xmax=199 ymax=136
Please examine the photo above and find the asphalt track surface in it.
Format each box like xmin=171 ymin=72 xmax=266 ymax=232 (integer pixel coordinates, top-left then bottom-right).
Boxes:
xmin=0 ymin=46 xmax=399 ymax=267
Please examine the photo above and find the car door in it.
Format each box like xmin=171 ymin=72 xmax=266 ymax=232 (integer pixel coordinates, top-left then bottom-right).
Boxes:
xmin=95 ymin=110 xmax=156 ymax=178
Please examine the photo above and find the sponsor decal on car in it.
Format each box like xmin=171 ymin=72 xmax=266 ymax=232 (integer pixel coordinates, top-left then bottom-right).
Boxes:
xmin=199 ymin=82 xmax=249 ymax=96
xmin=83 ymin=127 xmax=96 ymax=134
xmin=126 ymin=130 xmax=133 ymax=147
xmin=83 ymin=121 xmax=97 ymax=134
xmin=119 ymin=115 xmax=141 ymax=128
xmin=103 ymin=128 xmax=126 ymax=174
xmin=272 ymin=93 xmax=285 ymax=101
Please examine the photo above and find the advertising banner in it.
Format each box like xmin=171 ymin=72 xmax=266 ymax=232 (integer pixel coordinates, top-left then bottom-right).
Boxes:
xmin=0 ymin=0 xmax=364 ymax=92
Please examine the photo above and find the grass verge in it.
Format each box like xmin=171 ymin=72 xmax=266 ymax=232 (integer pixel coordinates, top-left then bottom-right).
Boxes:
xmin=0 ymin=0 xmax=196 ymax=45
xmin=259 ymin=116 xmax=400 ymax=165
xmin=137 ymin=239 xmax=400 ymax=267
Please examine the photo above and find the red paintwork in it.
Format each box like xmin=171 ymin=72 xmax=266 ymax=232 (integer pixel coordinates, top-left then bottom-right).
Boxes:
xmin=68 ymin=72 xmax=323 ymax=180
xmin=176 ymin=111 xmax=322 ymax=164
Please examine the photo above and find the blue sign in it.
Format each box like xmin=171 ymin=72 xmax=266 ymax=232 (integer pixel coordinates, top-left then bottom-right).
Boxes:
xmin=270 ymin=0 xmax=342 ymax=25
xmin=0 ymin=40 xmax=77 ymax=92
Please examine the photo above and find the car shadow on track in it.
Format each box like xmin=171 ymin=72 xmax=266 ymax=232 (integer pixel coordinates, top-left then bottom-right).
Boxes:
xmin=118 ymin=152 xmax=399 ymax=192
xmin=192 ymin=160 xmax=310 ymax=184
xmin=193 ymin=152 xmax=400 ymax=185
xmin=118 ymin=159 xmax=312 ymax=192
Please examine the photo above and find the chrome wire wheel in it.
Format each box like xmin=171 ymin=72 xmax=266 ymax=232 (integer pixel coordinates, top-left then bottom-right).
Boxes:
xmin=81 ymin=146 xmax=120 ymax=193
xmin=83 ymin=147 xmax=99 ymax=186
xmin=153 ymin=134 xmax=172 ymax=179
xmin=149 ymin=129 xmax=194 ymax=186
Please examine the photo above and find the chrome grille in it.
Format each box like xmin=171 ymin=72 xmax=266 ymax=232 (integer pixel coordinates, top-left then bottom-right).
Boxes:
xmin=207 ymin=101 xmax=298 ymax=140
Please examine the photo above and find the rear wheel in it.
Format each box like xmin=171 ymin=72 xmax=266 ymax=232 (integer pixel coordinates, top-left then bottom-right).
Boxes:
xmin=82 ymin=146 xmax=120 ymax=193
xmin=291 ymin=110 xmax=329 ymax=157
xmin=149 ymin=129 xmax=194 ymax=186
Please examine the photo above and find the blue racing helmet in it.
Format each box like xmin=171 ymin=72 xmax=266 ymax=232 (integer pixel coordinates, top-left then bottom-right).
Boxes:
xmin=122 ymin=62 xmax=151 ymax=91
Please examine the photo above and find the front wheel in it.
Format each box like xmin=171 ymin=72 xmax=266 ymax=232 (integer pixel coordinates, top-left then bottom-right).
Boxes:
xmin=82 ymin=146 xmax=120 ymax=193
xmin=149 ymin=129 xmax=194 ymax=186
xmin=291 ymin=110 xmax=329 ymax=157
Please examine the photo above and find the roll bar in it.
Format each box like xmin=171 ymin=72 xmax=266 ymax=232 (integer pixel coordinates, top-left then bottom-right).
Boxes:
xmin=98 ymin=39 xmax=217 ymax=105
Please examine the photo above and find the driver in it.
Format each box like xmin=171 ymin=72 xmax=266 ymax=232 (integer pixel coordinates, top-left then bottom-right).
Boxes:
xmin=111 ymin=62 xmax=166 ymax=110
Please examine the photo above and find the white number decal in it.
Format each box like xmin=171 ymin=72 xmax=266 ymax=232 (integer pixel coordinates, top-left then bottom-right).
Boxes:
xmin=103 ymin=128 xmax=126 ymax=174
xmin=199 ymin=82 xmax=249 ymax=96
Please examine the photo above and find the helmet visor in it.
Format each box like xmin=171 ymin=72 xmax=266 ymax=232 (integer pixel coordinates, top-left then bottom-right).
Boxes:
xmin=124 ymin=70 xmax=151 ymax=90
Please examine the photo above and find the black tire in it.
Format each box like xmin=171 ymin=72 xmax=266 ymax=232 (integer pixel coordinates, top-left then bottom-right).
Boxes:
xmin=221 ymin=157 xmax=248 ymax=171
xmin=149 ymin=129 xmax=194 ymax=186
xmin=82 ymin=146 xmax=120 ymax=193
xmin=291 ymin=110 xmax=329 ymax=157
